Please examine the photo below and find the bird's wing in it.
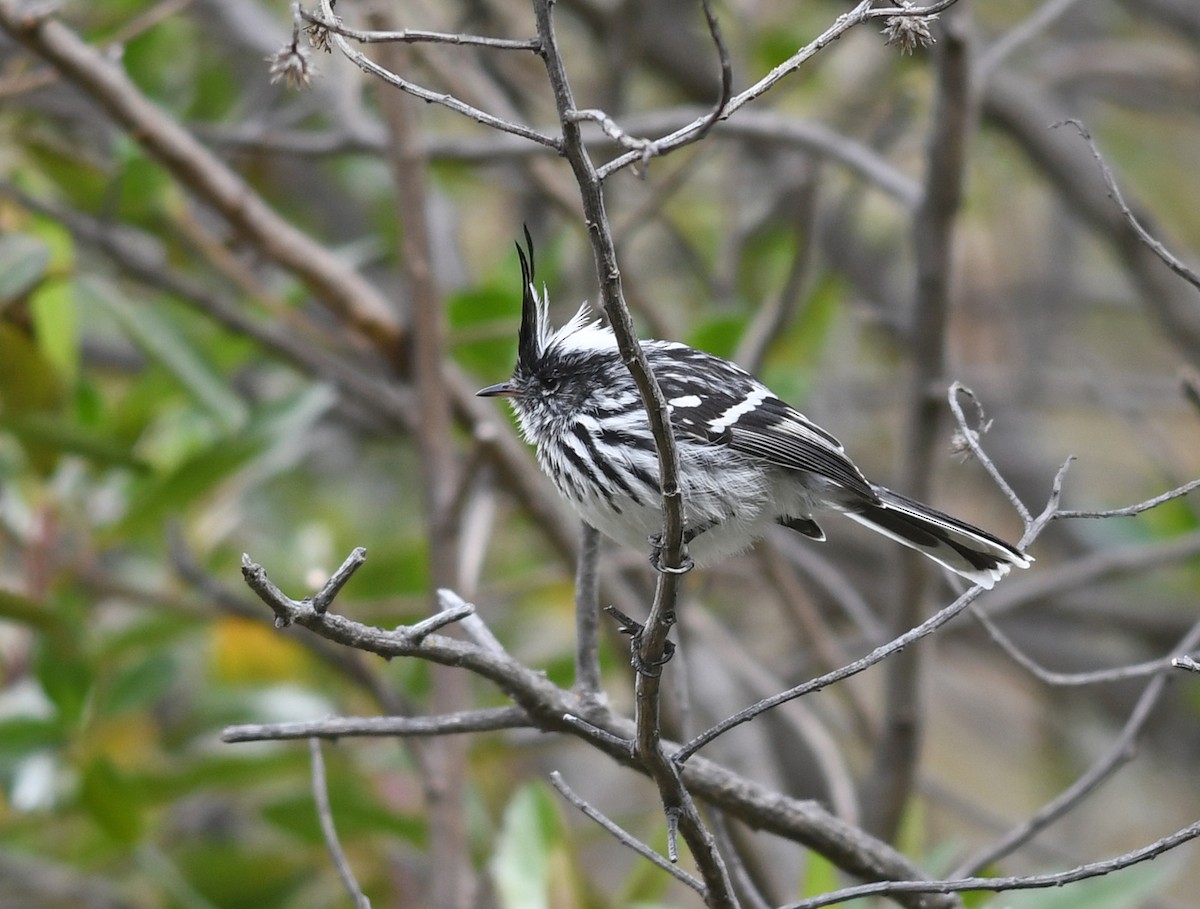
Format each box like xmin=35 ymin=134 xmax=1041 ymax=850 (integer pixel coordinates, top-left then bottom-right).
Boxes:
xmin=648 ymin=343 xmax=877 ymax=500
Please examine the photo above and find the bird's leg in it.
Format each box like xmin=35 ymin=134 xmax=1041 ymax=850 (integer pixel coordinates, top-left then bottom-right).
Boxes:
xmin=648 ymin=517 xmax=717 ymax=574
xmin=603 ymin=605 xmax=676 ymax=676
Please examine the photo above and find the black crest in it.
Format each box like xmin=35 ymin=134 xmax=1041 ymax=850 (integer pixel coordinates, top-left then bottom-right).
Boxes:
xmin=516 ymin=225 xmax=541 ymax=373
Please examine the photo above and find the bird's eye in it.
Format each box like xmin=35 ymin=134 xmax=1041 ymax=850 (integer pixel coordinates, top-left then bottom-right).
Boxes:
xmin=542 ymin=375 xmax=560 ymax=392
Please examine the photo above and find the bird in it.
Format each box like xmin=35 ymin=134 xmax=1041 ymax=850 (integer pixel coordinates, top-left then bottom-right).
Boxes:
xmin=477 ymin=233 xmax=1031 ymax=589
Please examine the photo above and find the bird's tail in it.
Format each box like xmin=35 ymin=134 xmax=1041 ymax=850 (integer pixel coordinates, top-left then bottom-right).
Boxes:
xmin=844 ymin=486 xmax=1032 ymax=589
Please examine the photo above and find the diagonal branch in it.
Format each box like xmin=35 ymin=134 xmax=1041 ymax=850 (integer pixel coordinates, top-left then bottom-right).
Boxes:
xmin=599 ymin=0 xmax=963 ymax=179
xmin=314 ymin=0 xmax=558 ymax=151
xmin=0 ymin=0 xmax=404 ymax=358
xmin=589 ymin=0 xmax=732 ymax=178
xmin=951 ymin=614 xmax=1200 ymax=877
xmin=233 ymin=553 xmax=956 ymax=909
xmin=1054 ymin=119 xmax=1200 ymax=291
xmin=780 ymin=819 xmax=1200 ymax=909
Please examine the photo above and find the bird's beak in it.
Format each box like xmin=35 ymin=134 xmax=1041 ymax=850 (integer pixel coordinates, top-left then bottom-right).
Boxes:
xmin=476 ymin=381 xmax=518 ymax=398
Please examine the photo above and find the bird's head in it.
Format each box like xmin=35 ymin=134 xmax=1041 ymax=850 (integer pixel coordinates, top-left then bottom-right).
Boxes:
xmin=476 ymin=230 xmax=614 ymax=432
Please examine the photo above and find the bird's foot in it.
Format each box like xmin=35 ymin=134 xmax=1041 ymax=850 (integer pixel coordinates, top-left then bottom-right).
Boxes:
xmin=604 ymin=605 xmax=676 ymax=676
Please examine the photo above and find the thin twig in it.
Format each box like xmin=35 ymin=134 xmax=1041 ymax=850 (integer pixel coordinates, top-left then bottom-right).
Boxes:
xmin=969 ymin=606 xmax=1187 ymax=686
xmin=948 ymin=383 xmax=1033 ymax=526
xmin=0 ymin=0 xmax=404 ymax=355
xmin=407 ymin=602 xmax=476 ymax=642
xmin=599 ymin=0 xmax=964 ymax=179
xmin=314 ymin=0 xmax=558 ymax=151
xmin=531 ymin=3 xmax=736 ymax=899
xmin=232 ymin=555 xmax=961 ymax=909
xmin=309 ymin=547 xmax=367 ymax=614
xmin=780 ymin=819 xmax=1200 ymax=909
xmin=583 ymin=0 xmax=731 ymax=177
xmin=549 ymin=772 xmax=705 ymax=895
xmin=299 ymin=9 xmax=539 ymax=51
xmin=224 ymin=707 xmax=531 ymax=742
xmin=1054 ymin=477 xmax=1200 ymax=519
xmin=673 ymin=584 xmax=984 ymax=764
xmin=679 ymin=456 xmax=1073 ymax=765
xmin=952 ymin=615 xmax=1200 ymax=877
xmin=309 ymin=738 xmax=371 ymax=909
xmin=1054 ymin=119 xmax=1200 ymax=291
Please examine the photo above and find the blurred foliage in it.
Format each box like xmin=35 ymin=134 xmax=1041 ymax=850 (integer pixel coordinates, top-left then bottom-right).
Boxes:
xmin=1 ymin=1 xmax=1199 ymax=908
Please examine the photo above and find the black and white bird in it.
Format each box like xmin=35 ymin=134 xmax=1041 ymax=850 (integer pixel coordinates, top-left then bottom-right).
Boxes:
xmin=478 ymin=235 xmax=1031 ymax=589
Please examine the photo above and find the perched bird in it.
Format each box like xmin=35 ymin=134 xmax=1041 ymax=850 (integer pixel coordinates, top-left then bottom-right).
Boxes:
xmin=478 ymin=234 xmax=1031 ymax=589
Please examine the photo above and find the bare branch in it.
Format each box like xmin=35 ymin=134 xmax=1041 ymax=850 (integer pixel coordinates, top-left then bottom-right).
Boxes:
xmin=1054 ymin=477 xmax=1200 ymax=519
xmin=0 ymin=0 xmax=404 ymax=356
xmin=970 ymin=606 xmax=1186 ymax=686
xmin=1054 ymin=119 xmax=1200 ymax=291
xmin=224 ymin=707 xmax=531 ymax=743
xmin=309 ymin=738 xmax=371 ymax=909
xmin=549 ymin=771 xmax=705 ymax=895
xmin=232 ymin=553 xmax=952 ymax=909
xmin=309 ymin=547 xmax=367 ymax=615
xmin=674 ymin=584 xmax=986 ymax=765
xmin=298 ymin=8 xmax=540 ymax=51
xmin=313 ymin=0 xmax=558 ymax=151
xmin=948 ymin=383 xmax=1033 ymax=526
xmin=600 ymin=0 xmax=965 ymax=179
xmin=953 ymin=615 xmax=1200 ymax=876
xmin=519 ymin=35 xmax=712 ymax=892
xmin=780 ymin=819 xmax=1200 ymax=909
xmin=584 ymin=0 xmax=731 ymax=177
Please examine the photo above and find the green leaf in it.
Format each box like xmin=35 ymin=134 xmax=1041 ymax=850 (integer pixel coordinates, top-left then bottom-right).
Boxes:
xmin=0 ymin=233 xmax=51 ymax=306
xmin=491 ymin=782 xmax=565 ymax=909
xmin=449 ymin=281 xmax=523 ymax=376
xmin=174 ymin=841 xmax=308 ymax=909
xmin=102 ymin=653 xmax=178 ymax=715
xmin=30 ymin=279 xmax=79 ymax=383
xmin=687 ymin=312 xmax=747 ymax=360
xmin=84 ymin=279 xmax=248 ymax=433
xmin=117 ymin=430 xmax=264 ymax=537
xmin=136 ymin=751 xmax=312 ymax=804
xmin=263 ymin=789 xmax=425 ymax=847
xmin=0 ymin=587 xmax=58 ymax=632
xmin=0 ymin=322 xmax=67 ymax=413
xmin=800 ymin=850 xmax=839 ymax=899
xmin=0 ymin=412 xmax=148 ymax=470
xmin=80 ymin=757 xmax=144 ymax=844
xmin=34 ymin=631 xmax=92 ymax=727
xmin=0 ymin=716 xmax=63 ymax=758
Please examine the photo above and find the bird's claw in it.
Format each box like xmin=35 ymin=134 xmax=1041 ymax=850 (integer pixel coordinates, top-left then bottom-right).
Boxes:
xmin=647 ymin=533 xmax=694 ymax=575
xmin=604 ymin=605 xmax=677 ymax=676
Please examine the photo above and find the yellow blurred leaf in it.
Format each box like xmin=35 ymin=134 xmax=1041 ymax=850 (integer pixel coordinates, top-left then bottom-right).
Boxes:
xmin=210 ymin=616 xmax=308 ymax=682
xmin=82 ymin=713 xmax=160 ymax=772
